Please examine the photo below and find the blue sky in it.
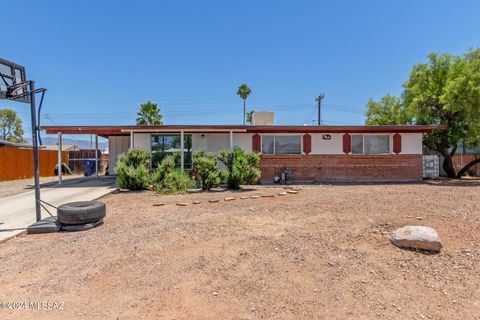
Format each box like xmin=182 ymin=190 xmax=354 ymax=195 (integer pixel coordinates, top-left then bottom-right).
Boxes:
xmin=1 ymin=0 xmax=479 ymax=140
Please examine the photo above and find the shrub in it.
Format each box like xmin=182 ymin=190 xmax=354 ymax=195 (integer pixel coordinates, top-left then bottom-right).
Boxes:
xmin=192 ymin=151 xmax=221 ymax=190
xmin=115 ymin=148 xmax=151 ymax=190
xmin=151 ymin=155 xmax=195 ymax=194
xmin=217 ymin=147 xmax=261 ymax=189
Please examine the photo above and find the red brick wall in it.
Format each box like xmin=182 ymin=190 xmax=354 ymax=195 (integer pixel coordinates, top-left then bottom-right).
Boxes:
xmin=259 ymin=154 xmax=423 ymax=181
xmin=452 ymin=154 xmax=480 ymax=175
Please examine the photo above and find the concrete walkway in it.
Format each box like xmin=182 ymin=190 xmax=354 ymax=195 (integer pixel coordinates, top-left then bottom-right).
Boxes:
xmin=0 ymin=176 xmax=117 ymax=242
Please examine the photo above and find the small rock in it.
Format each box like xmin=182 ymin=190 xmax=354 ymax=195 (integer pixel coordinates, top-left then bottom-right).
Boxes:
xmin=153 ymin=203 xmax=165 ymax=207
xmin=224 ymin=197 xmax=235 ymax=201
xmin=416 ymin=216 xmax=424 ymax=220
xmin=391 ymin=226 xmax=443 ymax=252
xmin=212 ymin=292 xmax=218 ymax=296
xmin=327 ymin=261 xmax=335 ymax=266
xmin=176 ymin=202 xmax=188 ymax=206
xmin=287 ymin=190 xmax=299 ymax=194
xmin=209 ymin=199 xmax=220 ymax=203
xmin=278 ymin=192 xmax=287 ymax=196
xmin=250 ymin=195 xmax=259 ymax=199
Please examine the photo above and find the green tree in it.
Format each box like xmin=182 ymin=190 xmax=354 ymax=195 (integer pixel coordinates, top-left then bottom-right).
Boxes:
xmin=136 ymin=101 xmax=163 ymax=125
xmin=246 ymin=110 xmax=254 ymax=125
xmin=0 ymin=109 xmax=27 ymax=143
xmin=365 ymin=49 xmax=480 ymax=178
xmin=237 ymin=84 xmax=252 ymax=125
xmin=365 ymin=95 xmax=412 ymax=125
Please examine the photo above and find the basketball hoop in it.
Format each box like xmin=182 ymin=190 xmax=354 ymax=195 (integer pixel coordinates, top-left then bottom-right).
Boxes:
xmin=1 ymin=57 xmax=47 ymax=222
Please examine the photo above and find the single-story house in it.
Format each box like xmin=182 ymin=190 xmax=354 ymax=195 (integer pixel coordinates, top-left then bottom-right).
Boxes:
xmin=43 ymin=123 xmax=444 ymax=182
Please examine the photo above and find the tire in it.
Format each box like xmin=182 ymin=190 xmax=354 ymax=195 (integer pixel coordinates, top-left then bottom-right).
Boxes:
xmin=61 ymin=219 xmax=104 ymax=232
xmin=57 ymin=201 xmax=106 ymax=225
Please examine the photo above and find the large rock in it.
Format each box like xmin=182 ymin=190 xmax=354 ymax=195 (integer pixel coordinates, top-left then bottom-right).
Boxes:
xmin=391 ymin=226 xmax=443 ymax=252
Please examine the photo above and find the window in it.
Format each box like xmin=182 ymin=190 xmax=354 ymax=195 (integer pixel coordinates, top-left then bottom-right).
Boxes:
xmin=151 ymin=134 xmax=192 ymax=168
xmin=351 ymin=135 xmax=390 ymax=155
xmin=261 ymin=135 xmax=301 ymax=155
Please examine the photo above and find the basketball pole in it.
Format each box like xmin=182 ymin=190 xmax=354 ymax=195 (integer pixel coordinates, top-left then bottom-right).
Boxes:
xmin=29 ymin=80 xmax=42 ymax=222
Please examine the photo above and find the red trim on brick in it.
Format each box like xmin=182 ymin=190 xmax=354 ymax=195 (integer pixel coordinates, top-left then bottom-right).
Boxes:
xmin=393 ymin=133 xmax=402 ymax=154
xmin=342 ymin=133 xmax=351 ymax=154
xmin=252 ymin=134 xmax=261 ymax=152
xmin=303 ymin=134 xmax=311 ymax=154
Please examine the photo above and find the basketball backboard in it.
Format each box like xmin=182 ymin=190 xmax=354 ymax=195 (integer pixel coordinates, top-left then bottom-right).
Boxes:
xmin=0 ymin=58 xmax=29 ymax=103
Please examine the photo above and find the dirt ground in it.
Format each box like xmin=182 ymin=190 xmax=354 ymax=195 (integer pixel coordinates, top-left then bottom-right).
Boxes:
xmin=0 ymin=181 xmax=479 ymax=319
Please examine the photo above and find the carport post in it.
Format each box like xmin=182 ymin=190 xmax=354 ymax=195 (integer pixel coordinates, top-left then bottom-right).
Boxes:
xmin=180 ymin=130 xmax=184 ymax=171
xmin=57 ymin=132 xmax=62 ymax=184
xmin=95 ymin=134 xmax=99 ymax=178
xmin=229 ymin=131 xmax=233 ymax=149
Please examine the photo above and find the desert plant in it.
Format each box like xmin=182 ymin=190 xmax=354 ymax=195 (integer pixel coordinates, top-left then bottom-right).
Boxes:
xmin=115 ymin=148 xmax=151 ymax=190
xmin=217 ymin=147 xmax=261 ymax=189
xmin=192 ymin=151 xmax=221 ymax=190
xmin=151 ymin=155 xmax=195 ymax=193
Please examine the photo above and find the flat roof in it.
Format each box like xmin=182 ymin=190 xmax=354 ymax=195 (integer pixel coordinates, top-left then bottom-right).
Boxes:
xmin=42 ymin=124 xmax=445 ymax=137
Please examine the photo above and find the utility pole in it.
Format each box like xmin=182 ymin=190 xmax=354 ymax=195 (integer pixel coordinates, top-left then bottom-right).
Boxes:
xmin=315 ymin=94 xmax=325 ymax=126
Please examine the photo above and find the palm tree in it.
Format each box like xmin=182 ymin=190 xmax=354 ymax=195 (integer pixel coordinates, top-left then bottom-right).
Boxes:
xmin=246 ymin=110 xmax=254 ymax=125
xmin=136 ymin=101 xmax=163 ymax=125
xmin=237 ymin=84 xmax=251 ymax=125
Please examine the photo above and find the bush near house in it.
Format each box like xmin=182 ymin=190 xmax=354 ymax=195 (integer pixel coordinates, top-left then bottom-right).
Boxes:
xmin=192 ymin=151 xmax=222 ymax=190
xmin=151 ymin=155 xmax=195 ymax=194
xmin=218 ymin=147 xmax=261 ymax=190
xmin=115 ymin=148 xmax=151 ymax=190
xmin=115 ymin=147 xmax=261 ymax=193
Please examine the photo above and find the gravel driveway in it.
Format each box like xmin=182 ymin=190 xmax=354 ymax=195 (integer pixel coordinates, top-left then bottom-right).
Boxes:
xmin=0 ymin=181 xmax=479 ymax=319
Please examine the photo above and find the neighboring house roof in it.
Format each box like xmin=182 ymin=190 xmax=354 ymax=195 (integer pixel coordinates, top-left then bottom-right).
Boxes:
xmin=42 ymin=144 xmax=81 ymax=151
xmin=42 ymin=125 xmax=446 ymax=137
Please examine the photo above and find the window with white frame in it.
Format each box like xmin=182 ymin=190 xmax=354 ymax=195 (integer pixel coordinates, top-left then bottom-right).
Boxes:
xmin=261 ymin=135 xmax=301 ymax=155
xmin=351 ymin=135 xmax=390 ymax=155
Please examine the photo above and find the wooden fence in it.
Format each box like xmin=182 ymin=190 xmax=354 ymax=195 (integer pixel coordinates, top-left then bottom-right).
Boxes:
xmin=0 ymin=147 xmax=68 ymax=181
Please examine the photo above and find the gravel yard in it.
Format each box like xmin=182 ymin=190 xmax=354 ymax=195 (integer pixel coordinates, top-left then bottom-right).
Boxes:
xmin=0 ymin=181 xmax=479 ymax=319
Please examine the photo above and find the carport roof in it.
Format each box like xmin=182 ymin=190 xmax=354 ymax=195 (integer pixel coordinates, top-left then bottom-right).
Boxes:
xmin=42 ymin=124 xmax=445 ymax=137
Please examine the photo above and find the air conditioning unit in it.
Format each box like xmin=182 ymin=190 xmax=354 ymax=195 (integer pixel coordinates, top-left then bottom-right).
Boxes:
xmin=252 ymin=111 xmax=274 ymax=125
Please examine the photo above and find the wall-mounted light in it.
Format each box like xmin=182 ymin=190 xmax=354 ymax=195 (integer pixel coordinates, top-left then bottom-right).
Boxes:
xmin=322 ymin=134 xmax=332 ymax=140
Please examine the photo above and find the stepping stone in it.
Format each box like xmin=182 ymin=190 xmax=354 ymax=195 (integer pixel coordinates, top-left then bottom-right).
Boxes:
xmin=261 ymin=194 xmax=275 ymax=198
xmin=287 ymin=190 xmax=299 ymax=194
xmin=176 ymin=203 xmax=188 ymax=206
xmin=278 ymin=192 xmax=287 ymax=196
xmin=250 ymin=195 xmax=259 ymax=199
xmin=192 ymin=200 xmax=201 ymax=204
xmin=209 ymin=199 xmax=220 ymax=203
xmin=391 ymin=226 xmax=443 ymax=252
xmin=224 ymin=197 xmax=235 ymax=201
xmin=153 ymin=203 xmax=165 ymax=207
xmin=240 ymin=196 xmax=249 ymax=200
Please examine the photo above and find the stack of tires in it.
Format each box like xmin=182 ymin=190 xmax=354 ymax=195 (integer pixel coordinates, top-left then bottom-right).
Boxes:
xmin=57 ymin=201 xmax=106 ymax=231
